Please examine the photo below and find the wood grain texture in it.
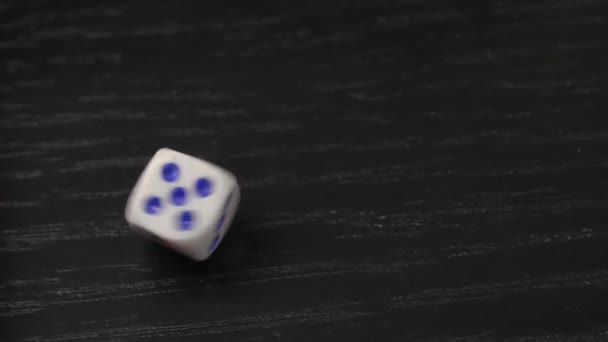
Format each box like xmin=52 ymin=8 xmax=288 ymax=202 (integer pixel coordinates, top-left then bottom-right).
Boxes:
xmin=1 ymin=0 xmax=608 ymax=341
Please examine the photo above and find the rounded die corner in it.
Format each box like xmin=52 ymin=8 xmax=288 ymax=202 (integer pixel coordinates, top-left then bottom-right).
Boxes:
xmin=124 ymin=192 xmax=140 ymax=221
xmin=151 ymin=147 xmax=185 ymax=163
xmin=155 ymin=147 xmax=176 ymax=155
xmin=190 ymin=250 xmax=211 ymax=262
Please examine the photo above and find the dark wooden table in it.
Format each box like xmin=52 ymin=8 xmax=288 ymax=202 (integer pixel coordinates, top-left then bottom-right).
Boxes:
xmin=2 ymin=1 xmax=608 ymax=341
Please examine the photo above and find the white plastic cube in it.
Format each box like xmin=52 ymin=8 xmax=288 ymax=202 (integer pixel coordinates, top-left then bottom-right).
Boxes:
xmin=124 ymin=148 xmax=240 ymax=261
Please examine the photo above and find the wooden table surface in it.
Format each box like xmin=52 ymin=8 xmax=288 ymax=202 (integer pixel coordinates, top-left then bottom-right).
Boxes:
xmin=2 ymin=1 xmax=608 ymax=341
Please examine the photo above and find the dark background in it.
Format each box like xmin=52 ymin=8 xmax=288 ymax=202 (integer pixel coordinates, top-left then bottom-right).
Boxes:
xmin=1 ymin=1 xmax=608 ymax=341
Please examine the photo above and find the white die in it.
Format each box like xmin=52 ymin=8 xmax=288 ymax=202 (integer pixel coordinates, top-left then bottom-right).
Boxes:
xmin=124 ymin=148 xmax=240 ymax=261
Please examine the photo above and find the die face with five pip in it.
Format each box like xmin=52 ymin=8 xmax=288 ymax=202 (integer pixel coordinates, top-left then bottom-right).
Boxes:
xmin=125 ymin=148 xmax=240 ymax=261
